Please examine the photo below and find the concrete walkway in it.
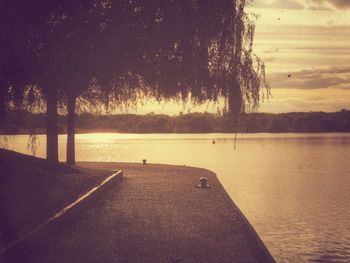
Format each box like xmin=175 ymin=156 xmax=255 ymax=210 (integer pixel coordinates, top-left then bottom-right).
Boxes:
xmin=3 ymin=163 xmax=274 ymax=263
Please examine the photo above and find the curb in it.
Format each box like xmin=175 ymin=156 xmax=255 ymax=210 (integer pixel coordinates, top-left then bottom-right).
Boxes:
xmin=0 ymin=170 xmax=123 ymax=258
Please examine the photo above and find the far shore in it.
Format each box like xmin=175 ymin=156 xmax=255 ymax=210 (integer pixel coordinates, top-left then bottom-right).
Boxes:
xmin=1 ymin=129 xmax=350 ymax=136
xmin=1 ymin=109 xmax=350 ymax=134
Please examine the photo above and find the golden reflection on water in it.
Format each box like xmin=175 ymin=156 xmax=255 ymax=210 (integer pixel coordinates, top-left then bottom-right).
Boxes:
xmin=78 ymin=133 xmax=144 ymax=141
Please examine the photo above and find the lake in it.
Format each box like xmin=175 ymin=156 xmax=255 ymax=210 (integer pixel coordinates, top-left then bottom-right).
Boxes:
xmin=1 ymin=133 xmax=350 ymax=262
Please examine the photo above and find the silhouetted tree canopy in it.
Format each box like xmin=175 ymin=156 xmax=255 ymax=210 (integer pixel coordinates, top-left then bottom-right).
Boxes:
xmin=1 ymin=0 xmax=268 ymax=116
xmin=135 ymin=0 xmax=269 ymax=119
xmin=87 ymin=0 xmax=269 ymax=117
xmin=0 ymin=1 xmax=34 ymax=113
xmin=0 ymin=0 xmax=269 ymax=163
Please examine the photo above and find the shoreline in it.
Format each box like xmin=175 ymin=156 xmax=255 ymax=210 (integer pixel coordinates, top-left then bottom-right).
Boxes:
xmin=1 ymin=130 xmax=350 ymax=136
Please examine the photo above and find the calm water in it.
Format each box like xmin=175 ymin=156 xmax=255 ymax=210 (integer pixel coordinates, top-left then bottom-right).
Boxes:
xmin=1 ymin=133 xmax=350 ymax=262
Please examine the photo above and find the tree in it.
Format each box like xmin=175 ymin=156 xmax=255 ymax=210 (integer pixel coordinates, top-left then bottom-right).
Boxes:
xmin=222 ymin=0 xmax=269 ymax=124
xmin=60 ymin=0 xmax=156 ymax=164
xmin=139 ymin=0 xmax=269 ymax=125
xmin=21 ymin=0 xmax=64 ymax=164
xmin=2 ymin=0 xmax=268 ymax=164
xmin=0 ymin=1 xmax=36 ymax=124
xmin=62 ymin=0 xmax=270 ymax=163
xmin=23 ymin=0 xmax=100 ymax=164
xmin=56 ymin=1 xmax=104 ymax=165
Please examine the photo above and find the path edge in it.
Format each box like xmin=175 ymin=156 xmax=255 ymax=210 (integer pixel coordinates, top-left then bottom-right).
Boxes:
xmin=0 ymin=170 xmax=123 ymax=258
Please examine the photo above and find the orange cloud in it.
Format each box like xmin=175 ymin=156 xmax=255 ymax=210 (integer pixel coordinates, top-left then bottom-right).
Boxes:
xmin=267 ymin=66 xmax=350 ymax=90
xmin=252 ymin=0 xmax=350 ymax=10
xmin=309 ymin=0 xmax=350 ymax=9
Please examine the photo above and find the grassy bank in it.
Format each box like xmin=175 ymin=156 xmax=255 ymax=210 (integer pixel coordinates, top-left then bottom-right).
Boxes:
xmin=0 ymin=149 xmax=110 ymax=249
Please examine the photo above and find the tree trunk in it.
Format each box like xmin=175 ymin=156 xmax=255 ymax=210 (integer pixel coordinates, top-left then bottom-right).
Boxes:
xmin=66 ymin=94 xmax=76 ymax=165
xmin=228 ymin=78 xmax=242 ymax=127
xmin=0 ymin=84 xmax=6 ymax=124
xmin=46 ymin=87 xmax=59 ymax=164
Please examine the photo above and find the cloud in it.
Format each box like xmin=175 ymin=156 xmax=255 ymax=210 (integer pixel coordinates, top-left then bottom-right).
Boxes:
xmin=251 ymin=0 xmax=350 ymax=10
xmin=264 ymin=57 xmax=276 ymax=62
xmin=251 ymin=0 xmax=304 ymax=9
xmin=309 ymin=0 xmax=350 ymax=9
xmin=263 ymin=48 xmax=279 ymax=54
xmin=267 ymin=66 xmax=350 ymax=89
xmin=259 ymin=87 xmax=350 ymax=113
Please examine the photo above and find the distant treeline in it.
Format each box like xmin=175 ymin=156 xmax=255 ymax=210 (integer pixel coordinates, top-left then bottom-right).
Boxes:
xmin=1 ymin=109 xmax=350 ymax=134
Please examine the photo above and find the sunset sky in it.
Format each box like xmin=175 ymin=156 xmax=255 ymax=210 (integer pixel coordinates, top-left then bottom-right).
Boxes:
xmin=130 ymin=0 xmax=350 ymax=115
xmin=248 ymin=0 xmax=350 ymax=113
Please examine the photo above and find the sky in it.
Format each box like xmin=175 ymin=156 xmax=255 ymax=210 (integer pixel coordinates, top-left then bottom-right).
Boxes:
xmin=131 ymin=0 xmax=350 ymax=114
xmin=248 ymin=0 xmax=350 ymax=113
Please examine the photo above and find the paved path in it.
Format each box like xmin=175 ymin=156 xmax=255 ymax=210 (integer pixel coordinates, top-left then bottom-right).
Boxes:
xmin=2 ymin=163 xmax=274 ymax=263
